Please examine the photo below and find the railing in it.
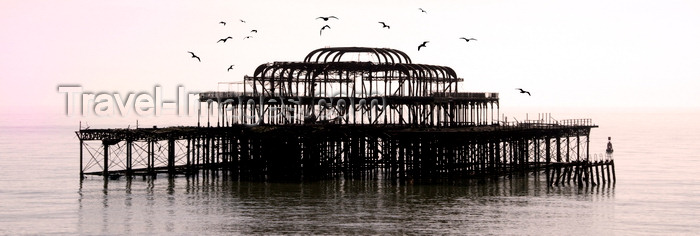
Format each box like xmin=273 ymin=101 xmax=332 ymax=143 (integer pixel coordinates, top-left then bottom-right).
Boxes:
xmin=592 ymin=153 xmax=615 ymax=162
xmin=500 ymin=118 xmax=596 ymax=129
xmin=199 ymin=91 xmax=256 ymax=100
xmin=557 ymin=119 xmax=595 ymax=127
xmin=432 ymin=92 xmax=499 ymax=99
xmin=200 ymin=91 xmax=503 ymax=100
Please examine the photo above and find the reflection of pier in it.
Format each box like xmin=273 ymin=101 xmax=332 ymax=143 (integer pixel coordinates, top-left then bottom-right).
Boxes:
xmin=77 ymin=47 xmax=614 ymax=186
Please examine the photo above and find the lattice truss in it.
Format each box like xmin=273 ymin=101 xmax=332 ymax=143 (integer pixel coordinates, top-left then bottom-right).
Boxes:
xmin=80 ymin=140 xmax=190 ymax=174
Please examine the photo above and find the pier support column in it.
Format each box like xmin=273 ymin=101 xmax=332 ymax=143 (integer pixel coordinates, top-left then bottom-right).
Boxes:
xmin=168 ymin=138 xmax=175 ymax=175
xmin=186 ymin=139 xmax=191 ymax=166
xmin=586 ymin=134 xmax=590 ymax=162
xmin=102 ymin=142 xmax=109 ymax=178
xmin=126 ymin=140 xmax=133 ymax=176
xmin=148 ymin=140 xmax=154 ymax=175
xmin=611 ymin=160 xmax=616 ymax=182
xmin=79 ymin=140 xmax=84 ymax=178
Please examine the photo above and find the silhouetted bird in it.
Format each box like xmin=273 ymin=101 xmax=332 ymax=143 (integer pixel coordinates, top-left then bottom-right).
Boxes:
xmin=516 ymin=88 xmax=531 ymax=96
xmin=217 ymin=36 xmax=233 ymax=43
xmin=419 ymin=8 xmax=427 ymax=13
xmin=460 ymin=37 xmax=477 ymax=42
xmin=187 ymin=51 xmax=200 ymax=62
xmin=251 ymin=29 xmax=258 ymax=33
xmin=240 ymin=19 xmax=246 ymax=23
xmin=320 ymin=25 xmax=330 ymax=36
xmin=219 ymin=21 xmax=226 ymax=26
xmin=317 ymin=16 xmax=338 ymax=21
xmin=243 ymin=36 xmax=252 ymax=40
xmin=418 ymin=41 xmax=429 ymax=51
xmin=227 ymin=65 xmax=234 ymax=71
xmin=378 ymin=22 xmax=390 ymax=29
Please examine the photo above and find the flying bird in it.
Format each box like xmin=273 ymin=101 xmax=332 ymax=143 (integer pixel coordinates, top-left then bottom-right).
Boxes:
xmin=227 ymin=65 xmax=235 ymax=71
xmin=317 ymin=16 xmax=338 ymax=21
xmin=460 ymin=37 xmax=477 ymax=42
xmin=320 ymin=25 xmax=330 ymax=36
xmin=378 ymin=22 xmax=390 ymax=29
xmin=251 ymin=29 xmax=258 ymax=33
xmin=217 ymin=36 xmax=233 ymax=43
xmin=243 ymin=36 xmax=253 ymax=40
xmin=419 ymin=8 xmax=427 ymax=13
xmin=516 ymin=88 xmax=531 ymax=96
xmin=219 ymin=21 xmax=226 ymax=26
xmin=187 ymin=51 xmax=200 ymax=62
xmin=417 ymin=41 xmax=429 ymax=51
xmin=240 ymin=19 xmax=246 ymax=23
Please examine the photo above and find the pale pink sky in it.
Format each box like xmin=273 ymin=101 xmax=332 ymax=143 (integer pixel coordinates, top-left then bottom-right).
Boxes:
xmin=2 ymin=0 xmax=699 ymax=124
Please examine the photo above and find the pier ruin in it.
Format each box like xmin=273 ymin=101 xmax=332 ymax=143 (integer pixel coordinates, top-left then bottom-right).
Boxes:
xmin=76 ymin=47 xmax=615 ymax=186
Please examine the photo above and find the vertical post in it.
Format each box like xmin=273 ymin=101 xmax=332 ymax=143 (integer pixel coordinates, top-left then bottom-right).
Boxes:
xmin=103 ymin=142 xmax=109 ymax=178
xmin=168 ymin=138 xmax=175 ymax=175
xmin=577 ymin=135 xmax=581 ymax=161
xmin=556 ymin=137 xmax=561 ymax=162
xmin=534 ymin=138 xmax=540 ymax=167
xmin=79 ymin=139 xmax=84 ymax=178
xmin=148 ymin=140 xmax=154 ymax=174
xmin=126 ymin=140 xmax=132 ymax=176
xmin=611 ymin=160 xmax=616 ymax=182
xmin=545 ymin=137 xmax=551 ymax=164
xmin=203 ymin=137 xmax=208 ymax=167
xmin=586 ymin=134 xmax=590 ymax=162
xmin=187 ymin=138 xmax=191 ymax=166
xmin=566 ymin=136 xmax=570 ymax=162
xmin=146 ymin=140 xmax=151 ymax=173
xmin=210 ymin=137 xmax=215 ymax=168
xmin=494 ymin=140 xmax=501 ymax=175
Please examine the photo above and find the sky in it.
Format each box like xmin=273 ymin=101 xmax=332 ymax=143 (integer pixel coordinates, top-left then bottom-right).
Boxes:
xmin=1 ymin=0 xmax=699 ymax=126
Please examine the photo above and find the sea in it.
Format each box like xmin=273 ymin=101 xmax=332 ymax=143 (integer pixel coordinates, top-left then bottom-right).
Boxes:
xmin=0 ymin=108 xmax=698 ymax=235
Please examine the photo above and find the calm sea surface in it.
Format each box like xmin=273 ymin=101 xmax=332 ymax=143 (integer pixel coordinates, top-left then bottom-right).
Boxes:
xmin=1 ymin=109 xmax=698 ymax=235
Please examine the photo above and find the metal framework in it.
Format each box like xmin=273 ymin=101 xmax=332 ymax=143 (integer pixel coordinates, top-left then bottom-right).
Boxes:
xmin=76 ymin=47 xmax=615 ymax=186
xmin=201 ymin=47 xmax=497 ymax=126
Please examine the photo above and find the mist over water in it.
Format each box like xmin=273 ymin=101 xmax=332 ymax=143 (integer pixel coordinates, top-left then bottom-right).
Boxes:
xmin=1 ymin=108 xmax=698 ymax=235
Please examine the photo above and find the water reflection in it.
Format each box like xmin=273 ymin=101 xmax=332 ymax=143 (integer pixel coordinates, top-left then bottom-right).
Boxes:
xmin=77 ymin=173 xmax=614 ymax=234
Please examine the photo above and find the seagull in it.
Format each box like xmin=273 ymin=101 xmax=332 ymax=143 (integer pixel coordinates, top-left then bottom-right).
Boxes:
xmin=187 ymin=51 xmax=200 ymax=62
xmin=219 ymin=21 xmax=226 ymax=26
xmin=378 ymin=22 xmax=390 ymax=29
xmin=243 ymin=36 xmax=252 ymax=40
xmin=516 ymin=88 xmax=531 ymax=96
xmin=320 ymin=25 xmax=330 ymax=36
xmin=217 ymin=36 xmax=233 ymax=43
xmin=418 ymin=41 xmax=429 ymax=51
xmin=317 ymin=16 xmax=338 ymax=21
xmin=460 ymin=37 xmax=477 ymax=42
xmin=240 ymin=19 xmax=246 ymax=23
xmin=251 ymin=29 xmax=258 ymax=33
xmin=419 ymin=8 xmax=427 ymax=13
xmin=227 ymin=65 xmax=234 ymax=71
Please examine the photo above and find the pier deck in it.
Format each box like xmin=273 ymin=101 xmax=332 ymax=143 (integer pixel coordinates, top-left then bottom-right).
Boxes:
xmin=77 ymin=120 xmax=615 ymax=186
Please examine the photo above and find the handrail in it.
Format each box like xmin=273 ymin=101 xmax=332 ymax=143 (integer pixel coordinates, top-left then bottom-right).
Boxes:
xmin=500 ymin=118 xmax=596 ymax=129
xmin=199 ymin=91 xmax=256 ymax=99
xmin=432 ymin=92 xmax=499 ymax=99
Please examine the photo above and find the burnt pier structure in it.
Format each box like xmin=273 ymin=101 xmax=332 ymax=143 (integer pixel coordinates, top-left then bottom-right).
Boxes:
xmin=77 ymin=47 xmax=615 ymax=186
